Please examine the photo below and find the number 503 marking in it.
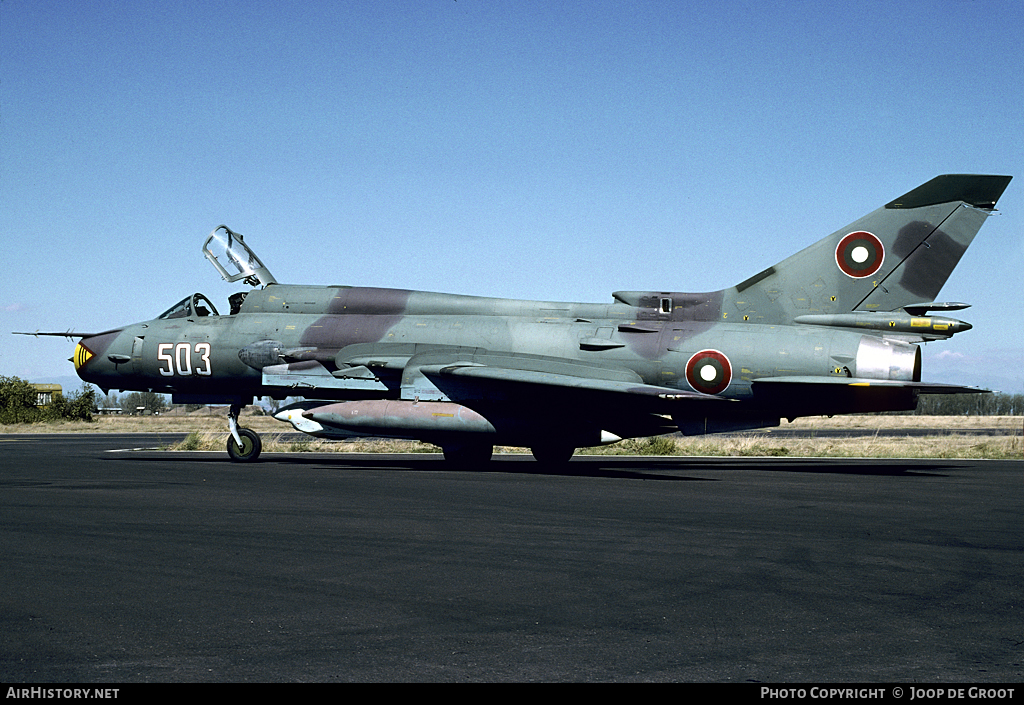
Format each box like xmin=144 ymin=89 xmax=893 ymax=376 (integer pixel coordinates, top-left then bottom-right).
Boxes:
xmin=157 ymin=342 xmax=212 ymax=376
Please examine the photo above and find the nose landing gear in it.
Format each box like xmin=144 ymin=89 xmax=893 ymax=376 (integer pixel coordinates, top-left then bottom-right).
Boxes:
xmin=227 ymin=404 xmax=262 ymax=462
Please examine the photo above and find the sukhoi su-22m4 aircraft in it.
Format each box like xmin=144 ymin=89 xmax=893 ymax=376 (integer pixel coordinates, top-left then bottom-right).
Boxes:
xmin=21 ymin=174 xmax=1012 ymax=464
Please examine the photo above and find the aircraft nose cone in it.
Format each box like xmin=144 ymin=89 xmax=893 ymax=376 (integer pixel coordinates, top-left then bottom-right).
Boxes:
xmin=73 ymin=330 xmax=123 ymax=382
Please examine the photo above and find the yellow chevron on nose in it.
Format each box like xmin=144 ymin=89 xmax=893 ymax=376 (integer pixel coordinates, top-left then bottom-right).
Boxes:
xmin=73 ymin=342 xmax=94 ymax=370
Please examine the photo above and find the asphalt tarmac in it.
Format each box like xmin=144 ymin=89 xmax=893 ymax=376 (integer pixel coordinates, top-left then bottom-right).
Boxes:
xmin=1 ymin=434 xmax=1021 ymax=683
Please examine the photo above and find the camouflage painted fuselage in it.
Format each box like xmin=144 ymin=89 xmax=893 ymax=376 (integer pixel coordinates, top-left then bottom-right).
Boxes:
xmin=73 ymin=280 xmax=928 ymax=444
xmin=67 ymin=174 xmax=1011 ymax=453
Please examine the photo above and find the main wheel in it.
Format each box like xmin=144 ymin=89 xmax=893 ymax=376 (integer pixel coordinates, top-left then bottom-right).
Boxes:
xmin=227 ymin=428 xmax=262 ymax=463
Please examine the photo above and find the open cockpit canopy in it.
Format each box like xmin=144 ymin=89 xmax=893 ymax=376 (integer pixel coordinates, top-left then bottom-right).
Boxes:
xmin=202 ymin=225 xmax=277 ymax=287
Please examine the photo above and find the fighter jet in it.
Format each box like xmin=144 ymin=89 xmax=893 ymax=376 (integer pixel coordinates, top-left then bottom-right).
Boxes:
xmin=18 ymin=174 xmax=1012 ymax=464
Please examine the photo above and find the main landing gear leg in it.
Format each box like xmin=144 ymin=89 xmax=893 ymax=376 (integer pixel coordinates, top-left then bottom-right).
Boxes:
xmin=226 ymin=403 xmax=262 ymax=462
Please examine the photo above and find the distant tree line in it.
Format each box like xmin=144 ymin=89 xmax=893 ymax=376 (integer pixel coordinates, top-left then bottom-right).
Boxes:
xmin=0 ymin=376 xmax=96 ymax=424
xmin=911 ymin=393 xmax=1023 ymax=416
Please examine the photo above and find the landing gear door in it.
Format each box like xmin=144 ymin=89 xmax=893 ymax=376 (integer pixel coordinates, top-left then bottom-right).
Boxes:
xmin=202 ymin=225 xmax=277 ymax=287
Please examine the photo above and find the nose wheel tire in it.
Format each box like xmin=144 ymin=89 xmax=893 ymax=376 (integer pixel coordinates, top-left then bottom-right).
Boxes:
xmin=227 ymin=428 xmax=262 ymax=462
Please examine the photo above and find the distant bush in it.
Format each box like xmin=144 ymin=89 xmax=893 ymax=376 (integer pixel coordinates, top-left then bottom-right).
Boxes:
xmin=176 ymin=431 xmax=204 ymax=450
xmin=44 ymin=386 xmax=96 ymax=422
xmin=0 ymin=376 xmax=95 ymax=424
xmin=0 ymin=376 xmax=40 ymax=424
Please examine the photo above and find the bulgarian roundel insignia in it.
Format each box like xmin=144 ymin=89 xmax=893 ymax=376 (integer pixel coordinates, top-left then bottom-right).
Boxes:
xmin=685 ymin=349 xmax=732 ymax=395
xmin=835 ymin=231 xmax=884 ymax=278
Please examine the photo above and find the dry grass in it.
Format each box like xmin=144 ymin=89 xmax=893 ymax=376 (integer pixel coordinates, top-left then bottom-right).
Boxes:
xmin=781 ymin=414 xmax=1022 ymax=431
xmin=0 ymin=411 xmax=282 ymax=435
xmin=169 ymin=430 xmax=441 ymax=454
xmin=166 ymin=429 xmax=1023 ymax=460
xmin=578 ymin=433 xmax=1022 ymax=460
xmin=4 ymin=413 xmax=1022 ymax=459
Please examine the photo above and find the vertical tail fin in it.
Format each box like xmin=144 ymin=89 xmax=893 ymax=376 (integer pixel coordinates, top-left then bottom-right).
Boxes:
xmin=724 ymin=174 xmax=1012 ymax=324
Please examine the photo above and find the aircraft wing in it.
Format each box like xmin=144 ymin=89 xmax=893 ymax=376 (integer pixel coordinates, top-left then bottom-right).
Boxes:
xmin=421 ymin=359 xmax=728 ymax=442
xmin=391 ymin=347 xmax=715 ymax=407
xmin=278 ymin=347 xmax=731 ymax=444
xmin=426 ymin=362 xmax=721 ymax=407
xmin=396 ymin=349 xmax=729 ymax=439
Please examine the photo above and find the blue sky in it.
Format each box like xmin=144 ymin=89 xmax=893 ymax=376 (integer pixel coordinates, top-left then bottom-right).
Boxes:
xmin=2 ymin=0 xmax=1022 ymax=393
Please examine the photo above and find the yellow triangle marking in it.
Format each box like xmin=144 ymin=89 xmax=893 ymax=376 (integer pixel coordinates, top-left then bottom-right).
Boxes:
xmin=74 ymin=343 xmax=94 ymax=370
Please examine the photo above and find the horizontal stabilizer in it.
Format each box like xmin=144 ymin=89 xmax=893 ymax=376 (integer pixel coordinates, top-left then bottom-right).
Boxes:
xmin=754 ymin=376 xmax=989 ymax=394
xmin=750 ymin=376 xmax=988 ymax=417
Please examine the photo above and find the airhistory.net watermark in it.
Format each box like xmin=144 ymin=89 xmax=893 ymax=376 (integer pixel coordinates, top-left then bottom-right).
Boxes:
xmin=6 ymin=689 xmax=119 ymax=700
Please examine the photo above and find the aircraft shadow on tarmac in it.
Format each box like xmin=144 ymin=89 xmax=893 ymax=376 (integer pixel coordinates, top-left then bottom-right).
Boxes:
xmin=137 ymin=451 xmax=955 ymax=480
